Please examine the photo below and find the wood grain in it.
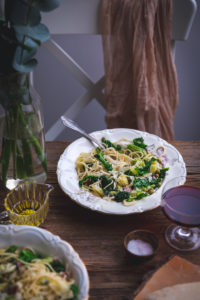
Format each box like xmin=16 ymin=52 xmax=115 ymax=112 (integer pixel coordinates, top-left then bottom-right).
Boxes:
xmin=3 ymin=141 xmax=200 ymax=300
xmin=43 ymin=141 xmax=200 ymax=300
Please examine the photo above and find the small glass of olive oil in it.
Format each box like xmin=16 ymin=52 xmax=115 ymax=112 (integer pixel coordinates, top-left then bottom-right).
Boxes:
xmin=1 ymin=181 xmax=53 ymax=226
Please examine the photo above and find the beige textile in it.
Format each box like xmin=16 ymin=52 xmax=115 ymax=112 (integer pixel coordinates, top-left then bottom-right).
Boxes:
xmin=101 ymin=0 xmax=178 ymax=140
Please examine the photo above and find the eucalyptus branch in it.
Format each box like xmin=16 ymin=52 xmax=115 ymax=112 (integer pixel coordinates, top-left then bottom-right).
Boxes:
xmin=20 ymin=36 xmax=26 ymax=65
xmin=19 ymin=0 xmax=35 ymax=66
xmin=2 ymin=0 xmax=61 ymax=72
xmin=26 ymin=0 xmax=35 ymax=25
xmin=0 ymin=0 xmax=61 ymax=186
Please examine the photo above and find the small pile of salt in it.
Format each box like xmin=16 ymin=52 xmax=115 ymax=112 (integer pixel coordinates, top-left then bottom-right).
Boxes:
xmin=127 ymin=239 xmax=154 ymax=256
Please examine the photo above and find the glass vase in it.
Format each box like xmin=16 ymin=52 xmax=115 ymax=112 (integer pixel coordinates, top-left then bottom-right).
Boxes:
xmin=0 ymin=72 xmax=47 ymax=189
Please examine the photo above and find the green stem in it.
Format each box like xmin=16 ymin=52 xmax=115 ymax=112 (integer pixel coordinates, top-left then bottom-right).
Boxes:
xmin=22 ymin=138 xmax=33 ymax=176
xmin=12 ymin=141 xmax=17 ymax=179
xmin=0 ymin=110 xmax=12 ymax=185
xmin=1 ymin=138 xmax=11 ymax=185
xmin=26 ymin=0 xmax=35 ymax=25
xmin=30 ymin=136 xmax=47 ymax=174
xmin=16 ymin=145 xmax=26 ymax=179
xmin=17 ymin=104 xmax=47 ymax=174
xmin=1 ymin=100 xmax=47 ymax=185
xmin=12 ymin=108 xmax=19 ymax=179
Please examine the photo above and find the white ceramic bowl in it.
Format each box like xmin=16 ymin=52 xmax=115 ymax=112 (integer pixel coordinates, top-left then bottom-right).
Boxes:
xmin=57 ymin=128 xmax=186 ymax=215
xmin=0 ymin=225 xmax=89 ymax=300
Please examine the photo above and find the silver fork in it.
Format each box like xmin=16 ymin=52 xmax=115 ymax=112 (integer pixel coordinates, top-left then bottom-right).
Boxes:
xmin=61 ymin=116 xmax=104 ymax=149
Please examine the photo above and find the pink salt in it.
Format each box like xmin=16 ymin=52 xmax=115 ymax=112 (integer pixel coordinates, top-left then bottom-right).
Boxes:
xmin=127 ymin=239 xmax=154 ymax=256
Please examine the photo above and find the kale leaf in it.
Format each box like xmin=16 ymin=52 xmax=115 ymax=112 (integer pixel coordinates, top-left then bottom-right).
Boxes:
xmin=94 ymin=148 xmax=113 ymax=171
xmin=114 ymin=191 xmax=130 ymax=202
xmin=70 ymin=284 xmax=79 ymax=300
xmin=124 ymin=169 xmax=134 ymax=176
xmin=18 ymin=249 xmax=41 ymax=262
xmin=6 ymin=245 xmax=18 ymax=253
xmin=133 ymin=137 xmax=147 ymax=149
xmin=159 ymin=167 xmax=169 ymax=178
xmin=50 ymin=259 xmax=65 ymax=273
xmin=127 ymin=144 xmax=146 ymax=156
xmin=79 ymin=175 xmax=98 ymax=187
xmin=135 ymin=158 xmax=157 ymax=175
xmin=135 ymin=192 xmax=148 ymax=200
xmin=100 ymin=176 xmax=114 ymax=195
xmin=134 ymin=177 xmax=150 ymax=188
xmin=102 ymin=138 xmax=121 ymax=151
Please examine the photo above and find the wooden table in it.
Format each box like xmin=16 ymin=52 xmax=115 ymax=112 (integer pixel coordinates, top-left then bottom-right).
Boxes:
xmin=42 ymin=141 xmax=200 ymax=300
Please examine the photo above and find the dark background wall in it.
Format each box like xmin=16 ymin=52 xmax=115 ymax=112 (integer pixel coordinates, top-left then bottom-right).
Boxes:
xmin=174 ymin=4 xmax=200 ymax=139
xmin=34 ymin=1 xmax=200 ymax=141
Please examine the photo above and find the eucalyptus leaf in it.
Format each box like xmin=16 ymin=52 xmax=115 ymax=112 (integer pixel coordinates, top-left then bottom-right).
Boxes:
xmin=13 ymin=55 xmax=38 ymax=73
xmin=14 ymin=46 xmax=37 ymax=65
xmin=1 ymin=0 xmax=61 ymax=74
xmin=16 ymin=33 xmax=39 ymax=50
xmin=7 ymin=0 xmax=41 ymax=26
xmin=38 ymin=0 xmax=61 ymax=12
xmin=14 ymin=24 xmax=50 ymax=43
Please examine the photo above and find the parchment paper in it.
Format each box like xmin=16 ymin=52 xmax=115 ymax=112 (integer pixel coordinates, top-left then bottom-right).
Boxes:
xmin=134 ymin=256 xmax=200 ymax=300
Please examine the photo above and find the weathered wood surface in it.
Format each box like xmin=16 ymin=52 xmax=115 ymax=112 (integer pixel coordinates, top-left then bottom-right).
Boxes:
xmin=43 ymin=141 xmax=200 ymax=300
xmin=7 ymin=141 xmax=200 ymax=300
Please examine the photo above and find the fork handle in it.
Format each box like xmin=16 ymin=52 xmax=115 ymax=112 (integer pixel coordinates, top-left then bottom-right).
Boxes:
xmin=61 ymin=116 xmax=104 ymax=149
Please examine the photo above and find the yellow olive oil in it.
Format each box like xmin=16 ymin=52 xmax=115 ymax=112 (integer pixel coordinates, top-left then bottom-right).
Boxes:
xmin=13 ymin=200 xmax=41 ymax=216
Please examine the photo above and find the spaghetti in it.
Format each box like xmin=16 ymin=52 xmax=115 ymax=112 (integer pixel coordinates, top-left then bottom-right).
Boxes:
xmin=0 ymin=245 xmax=78 ymax=300
xmin=76 ymin=137 xmax=169 ymax=206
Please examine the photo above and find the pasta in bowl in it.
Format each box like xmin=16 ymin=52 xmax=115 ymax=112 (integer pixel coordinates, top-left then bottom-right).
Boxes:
xmin=57 ymin=128 xmax=186 ymax=215
xmin=0 ymin=225 xmax=89 ymax=300
xmin=76 ymin=137 xmax=169 ymax=206
xmin=0 ymin=246 xmax=77 ymax=299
